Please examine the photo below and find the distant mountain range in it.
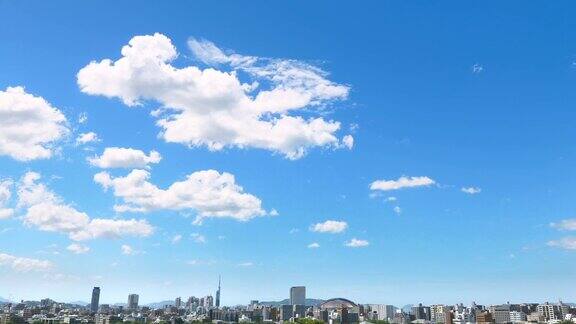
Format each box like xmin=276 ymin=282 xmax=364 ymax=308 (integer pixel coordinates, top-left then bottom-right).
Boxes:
xmin=110 ymin=301 xmax=175 ymax=308
xmin=259 ymin=298 xmax=324 ymax=307
xmin=2 ymin=298 xmax=574 ymax=309
xmin=0 ymin=297 xmax=324 ymax=307
xmin=0 ymin=298 xmax=91 ymax=306
xmin=64 ymin=300 xmax=323 ymax=308
xmin=144 ymin=301 xmax=175 ymax=308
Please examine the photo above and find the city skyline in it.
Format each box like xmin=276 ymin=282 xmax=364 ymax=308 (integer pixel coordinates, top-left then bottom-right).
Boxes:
xmin=0 ymin=285 xmax=573 ymax=324
xmin=1 ymin=0 xmax=576 ymax=307
xmin=2 ymin=285 xmax=572 ymax=309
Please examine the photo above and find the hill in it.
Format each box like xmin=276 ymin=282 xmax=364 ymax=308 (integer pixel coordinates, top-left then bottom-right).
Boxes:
xmin=259 ymin=298 xmax=324 ymax=307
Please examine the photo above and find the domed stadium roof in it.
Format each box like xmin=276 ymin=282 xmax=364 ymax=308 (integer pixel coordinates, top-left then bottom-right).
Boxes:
xmin=319 ymin=298 xmax=357 ymax=309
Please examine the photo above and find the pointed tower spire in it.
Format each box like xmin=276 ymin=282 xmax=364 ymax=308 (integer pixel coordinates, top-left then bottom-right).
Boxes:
xmin=215 ymin=275 xmax=221 ymax=308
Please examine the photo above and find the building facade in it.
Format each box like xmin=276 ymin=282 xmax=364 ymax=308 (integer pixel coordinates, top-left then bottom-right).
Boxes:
xmin=290 ymin=286 xmax=306 ymax=306
xmin=127 ymin=294 xmax=139 ymax=311
xmin=90 ymin=287 xmax=100 ymax=313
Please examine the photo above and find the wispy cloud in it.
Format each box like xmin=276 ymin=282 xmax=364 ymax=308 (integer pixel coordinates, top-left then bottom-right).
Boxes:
xmin=237 ymin=261 xmax=254 ymax=267
xmin=472 ymin=63 xmax=484 ymax=74
xmin=308 ymin=242 xmax=320 ymax=249
xmin=310 ymin=220 xmax=348 ymax=234
xmin=78 ymin=112 xmax=88 ymax=124
xmin=187 ymin=259 xmax=216 ymax=266
xmin=171 ymin=234 xmax=182 ymax=244
xmin=0 ymin=252 xmax=53 ymax=272
xmin=461 ymin=187 xmax=481 ymax=194
xmin=67 ymin=243 xmax=90 ymax=254
xmin=551 ymin=219 xmax=576 ymax=231
xmin=121 ymin=244 xmax=143 ymax=256
xmin=370 ymin=176 xmax=435 ymax=191
xmin=547 ymin=237 xmax=576 ymax=250
xmin=191 ymin=233 xmax=206 ymax=244
xmin=344 ymin=238 xmax=369 ymax=248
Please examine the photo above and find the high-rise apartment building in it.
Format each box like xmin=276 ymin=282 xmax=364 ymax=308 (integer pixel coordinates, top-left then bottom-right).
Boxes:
xmin=510 ymin=311 xmax=527 ymax=322
xmin=90 ymin=287 xmax=100 ymax=313
xmin=293 ymin=304 xmax=306 ymax=319
xmin=187 ymin=296 xmax=199 ymax=310
xmin=537 ymin=302 xmax=566 ymax=321
xmin=205 ymin=295 xmax=214 ymax=308
xmin=369 ymin=304 xmax=396 ymax=321
xmin=127 ymin=294 xmax=139 ymax=311
xmin=290 ymin=286 xmax=306 ymax=305
xmin=432 ymin=304 xmax=456 ymax=324
xmin=412 ymin=303 xmax=431 ymax=320
xmin=281 ymin=304 xmax=293 ymax=321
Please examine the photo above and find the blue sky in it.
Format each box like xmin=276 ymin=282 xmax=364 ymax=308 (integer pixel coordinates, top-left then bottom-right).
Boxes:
xmin=1 ymin=0 xmax=576 ymax=306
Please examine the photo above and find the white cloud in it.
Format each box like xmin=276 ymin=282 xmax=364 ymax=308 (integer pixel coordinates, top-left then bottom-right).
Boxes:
xmin=0 ymin=209 xmax=12 ymax=220
xmin=472 ymin=64 xmax=484 ymax=74
xmin=78 ymin=112 xmax=88 ymax=124
xmin=349 ymin=123 xmax=359 ymax=133
xmin=461 ymin=187 xmax=481 ymax=194
xmin=69 ymin=218 xmax=154 ymax=241
xmin=386 ymin=197 xmax=397 ymax=202
xmin=191 ymin=233 xmax=206 ymax=243
xmin=16 ymin=171 xmax=154 ymax=241
xmin=550 ymin=219 xmax=576 ymax=231
xmin=393 ymin=206 xmax=401 ymax=214
xmin=187 ymin=259 xmax=215 ymax=266
xmin=0 ymin=252 xmax=53 ymax=272
xmin=308 ymin=242 xmax=320 ymax=249
xmin=77 ymin=33 xmax=352 ymax=160
xmin=310 ymin=220 xmax=348 ymax=234
xmin=370 ymin=176 xmax=435 ymax=191
xmin=547 ymin=237 xmax=576 ymax=250
xmin=66 ymin=243 xmax=90 ymax=254
xmin=342 ymin=135 xmax=354 ymax=150
xmin=94 ymin=169 xmax=267 ymax=224
xmin=0 ymin=180 xmax=14 ymax=219
xmin=171 ymin=234 xmax=182 ymax=244
xmin=88 ymin=147 xmax=161 ymax=169
xmin=237 ymin=262 xmax=254 ymax=267
xmin=76 ymin=132 xmax=100 ymax=145
xmin=121 ymin=244 xmax=135 ymax=255
xmin=0 ymin=86 xmax=69 ymax=161
xmin=344 ymin=238 xmax=370 ymax=248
